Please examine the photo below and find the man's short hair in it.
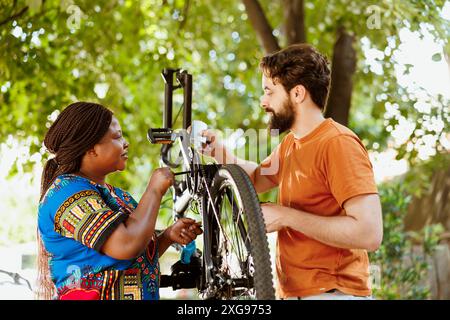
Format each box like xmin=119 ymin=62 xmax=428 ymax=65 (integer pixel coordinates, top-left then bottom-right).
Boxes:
xmin=260 ymin=44 xmax=331 ymax=111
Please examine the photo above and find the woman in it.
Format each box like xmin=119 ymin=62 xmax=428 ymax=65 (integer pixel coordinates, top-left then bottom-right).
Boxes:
xmin=37 ymin=101 xmax=202 ymax=300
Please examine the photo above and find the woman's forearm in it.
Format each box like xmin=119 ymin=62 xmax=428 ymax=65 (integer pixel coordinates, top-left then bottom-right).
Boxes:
xmin=120 ymin=188 xmax=164 ymax=256
xmin=157 ymin=227 xmax=174 ymax=257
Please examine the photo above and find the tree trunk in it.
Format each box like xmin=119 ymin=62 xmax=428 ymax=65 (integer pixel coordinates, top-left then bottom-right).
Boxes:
xmin=243 ymin=1 xmax=355 ymax=126
xmin=241 ymin=0 xmax=280 ymax=54
xmin=404 ymin=165 xmax=450 ymax=232
xmin=325 ymin=27 xmax=356 ymax=126
xmin=283 ymin=0 xmax=306 ymax=45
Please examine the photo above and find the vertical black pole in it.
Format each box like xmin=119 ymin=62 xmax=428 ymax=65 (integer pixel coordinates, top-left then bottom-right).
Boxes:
xmin=163 ymin=68 xmax=173 ymax=129
xmin=183 ymin=72 xmax=192 ymax=130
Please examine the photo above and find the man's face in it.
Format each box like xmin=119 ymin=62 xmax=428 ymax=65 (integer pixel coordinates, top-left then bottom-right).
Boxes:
xmin=260 ymin=74 xmax=296 ymax=134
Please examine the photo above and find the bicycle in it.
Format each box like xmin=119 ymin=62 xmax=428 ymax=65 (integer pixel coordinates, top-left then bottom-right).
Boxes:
xmin=147 ymin=68 xmax=275 ymax=299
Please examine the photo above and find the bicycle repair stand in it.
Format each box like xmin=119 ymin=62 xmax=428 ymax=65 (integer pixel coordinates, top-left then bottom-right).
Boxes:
xmin=150 ymin=68 xmax=203 ymax=292
xmin=160 ymin=247 xmax=203 ymax=291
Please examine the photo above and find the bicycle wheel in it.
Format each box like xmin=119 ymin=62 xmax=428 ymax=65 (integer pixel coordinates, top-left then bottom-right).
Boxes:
xmin=202 ymin=164 xmax=275 ymax=299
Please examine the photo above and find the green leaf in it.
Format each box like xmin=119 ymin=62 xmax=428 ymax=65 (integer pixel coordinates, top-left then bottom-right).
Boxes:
xmin=431 ymin=53 xmax=442 ymax=62
xmin=26 ymin=0 xmax=42 ymax=13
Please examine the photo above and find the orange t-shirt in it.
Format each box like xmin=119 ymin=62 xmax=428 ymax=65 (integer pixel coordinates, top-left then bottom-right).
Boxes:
xmin=260 ymin=118 xmax=378 ymax=298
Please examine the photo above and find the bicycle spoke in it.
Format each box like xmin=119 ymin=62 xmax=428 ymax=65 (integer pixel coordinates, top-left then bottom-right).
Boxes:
xmin=225 ymin=189 xmax=252 ymax=276
xmin=215 ymin=184 xmax=256 ymax=291
xmin=226 ymin=189 xmax=251 ymax=252
xmin=229 ymin=190 xmax=245 ymax=266
xmin=220 ymin=194 xmax=243 ymax=279
xmin=225 ymin=192 xmax=245 ymax=268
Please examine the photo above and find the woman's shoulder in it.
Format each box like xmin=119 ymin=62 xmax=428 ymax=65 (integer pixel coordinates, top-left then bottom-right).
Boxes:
xmin=39 ymin=174 xmax=99 ymax=207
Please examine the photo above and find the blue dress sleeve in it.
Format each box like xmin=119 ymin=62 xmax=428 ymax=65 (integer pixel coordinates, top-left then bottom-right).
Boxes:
xmin=42 ymin=175 xmax=128 ymax=252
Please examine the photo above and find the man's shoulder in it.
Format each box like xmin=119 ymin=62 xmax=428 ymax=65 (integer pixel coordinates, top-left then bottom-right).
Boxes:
xmin=276 ymin=119 xmax=363 ymax=152
xmin=325 ymin=119 xmax=358 ymax=139
xmin=317 ymin=119 xmax=363 ymax=147
xmin=318 ymin=121 xmax=371 ymax=160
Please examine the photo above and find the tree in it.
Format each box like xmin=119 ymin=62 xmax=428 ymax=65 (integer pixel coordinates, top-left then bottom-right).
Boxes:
xmin=242 ymin=0 xmax=448 ymax=129
xmin=1 ymin=0 xmax=448 ymax=298
xmin=0 ymin=0 xmax=448 ymax=189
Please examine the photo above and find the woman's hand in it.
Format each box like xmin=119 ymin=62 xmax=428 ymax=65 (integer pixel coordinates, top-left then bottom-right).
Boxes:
xmin=165 ymin=217 xmax=203 ymax=245
xmin=147 ymin=167 xmax=174 ymax=197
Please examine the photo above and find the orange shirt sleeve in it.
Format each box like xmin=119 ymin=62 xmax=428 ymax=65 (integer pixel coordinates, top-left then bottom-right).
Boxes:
xmin=323 ymin=134 xmax=378 ymax=207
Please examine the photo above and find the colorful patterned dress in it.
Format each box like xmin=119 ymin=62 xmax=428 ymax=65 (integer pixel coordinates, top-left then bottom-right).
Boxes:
xmin=38 ymin=174 xmax=160 ymax=300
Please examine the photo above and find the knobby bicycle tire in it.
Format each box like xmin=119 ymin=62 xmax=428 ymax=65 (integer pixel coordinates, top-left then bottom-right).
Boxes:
xmin=203 ymin=164 xmax=275 ymax=300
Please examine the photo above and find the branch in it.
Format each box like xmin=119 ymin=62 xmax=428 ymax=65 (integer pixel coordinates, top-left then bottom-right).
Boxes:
xmin=0 ymin=0 xmax=48 ymax=28
xmin=177 ymin=0 xmax=190 ymax=35
xmin=283 ymin=0 xmax=306 ymax=45
xmin=0 ymin=6 xmax=29 ymax=27
xmin=241 ymin=0 xmax=280 ymax=54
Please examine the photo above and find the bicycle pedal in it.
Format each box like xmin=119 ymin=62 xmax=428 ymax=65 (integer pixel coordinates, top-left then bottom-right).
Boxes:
xmin=147 ymin=128 xmax=174 ymax=144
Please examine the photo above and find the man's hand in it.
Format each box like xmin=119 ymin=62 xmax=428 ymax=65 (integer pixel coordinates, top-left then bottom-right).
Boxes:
xmin=261 ymin=194 xmax=383 ymax=251
xmin=261 ymin=202 xmax=285 ymax=233
xmin=199 ymin=129 xmax=228 ymax=162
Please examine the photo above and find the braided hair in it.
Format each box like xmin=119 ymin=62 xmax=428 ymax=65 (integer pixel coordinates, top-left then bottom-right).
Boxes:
xmin=39 ymin=102 xmax=113 ymax=201
xmin=37 ymin=101 xmax=113 ymax=299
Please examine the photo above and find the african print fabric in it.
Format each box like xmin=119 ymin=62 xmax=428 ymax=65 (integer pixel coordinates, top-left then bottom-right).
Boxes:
xmin=38 ymin=174 xmax=160 ymax=300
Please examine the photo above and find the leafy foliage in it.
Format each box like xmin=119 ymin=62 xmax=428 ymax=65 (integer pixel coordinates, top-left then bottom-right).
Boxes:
xmin=369 ymin=180 xmax=444 ymax=299
xmin=1 ymin=1 xmax=448 ymax=187
xmin=0 ymin=1 xmax=448 ymax=299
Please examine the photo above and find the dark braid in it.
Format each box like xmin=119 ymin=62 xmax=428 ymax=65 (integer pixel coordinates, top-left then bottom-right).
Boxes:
xmin=37 ymin=101 xmax=113 ymax=300
xmin=39 ymin=101 xmax=113 ymax=202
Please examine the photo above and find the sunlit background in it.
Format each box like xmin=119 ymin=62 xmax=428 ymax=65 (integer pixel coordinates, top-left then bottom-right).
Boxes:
xmin=0 ymin=1 xmax=449 ymax=299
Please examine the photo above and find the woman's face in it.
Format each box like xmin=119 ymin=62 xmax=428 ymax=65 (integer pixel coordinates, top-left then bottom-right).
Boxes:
xmin=92 ymin=116 xmax=129 ymax=174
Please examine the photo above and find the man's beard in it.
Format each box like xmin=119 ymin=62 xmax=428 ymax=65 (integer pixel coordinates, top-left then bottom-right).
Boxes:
xmin=267 ymin=98 xmax=295 ymax=135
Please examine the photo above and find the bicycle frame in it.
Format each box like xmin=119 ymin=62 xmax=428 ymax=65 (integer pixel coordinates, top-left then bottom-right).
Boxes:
xmin=148 ymin=69 xmax=274 ymax=299
xmin=159 ymin=68 xmax=192 ymax=168
xmin=148 ymin=68 xmax=219 ymax=294
xmin=162 ymin=68 xmax=192 ymax=130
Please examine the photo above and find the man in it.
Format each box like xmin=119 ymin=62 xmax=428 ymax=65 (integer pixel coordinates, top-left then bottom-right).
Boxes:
xmin=201 ymin=44 xmax=382 ymax=300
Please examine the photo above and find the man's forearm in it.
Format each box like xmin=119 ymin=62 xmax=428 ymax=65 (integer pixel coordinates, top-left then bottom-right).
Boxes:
xmin=214 ymin=147 xmax=259 ymax=184
xmin=281 ymin=206 xmax=377 ymax=251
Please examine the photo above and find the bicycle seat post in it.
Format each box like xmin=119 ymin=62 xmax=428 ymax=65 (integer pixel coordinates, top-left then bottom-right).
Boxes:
xmin=177 ymin=70 xmax=192 ymax=130
xmin=162 ymin=68 xmax=179 ymax=129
